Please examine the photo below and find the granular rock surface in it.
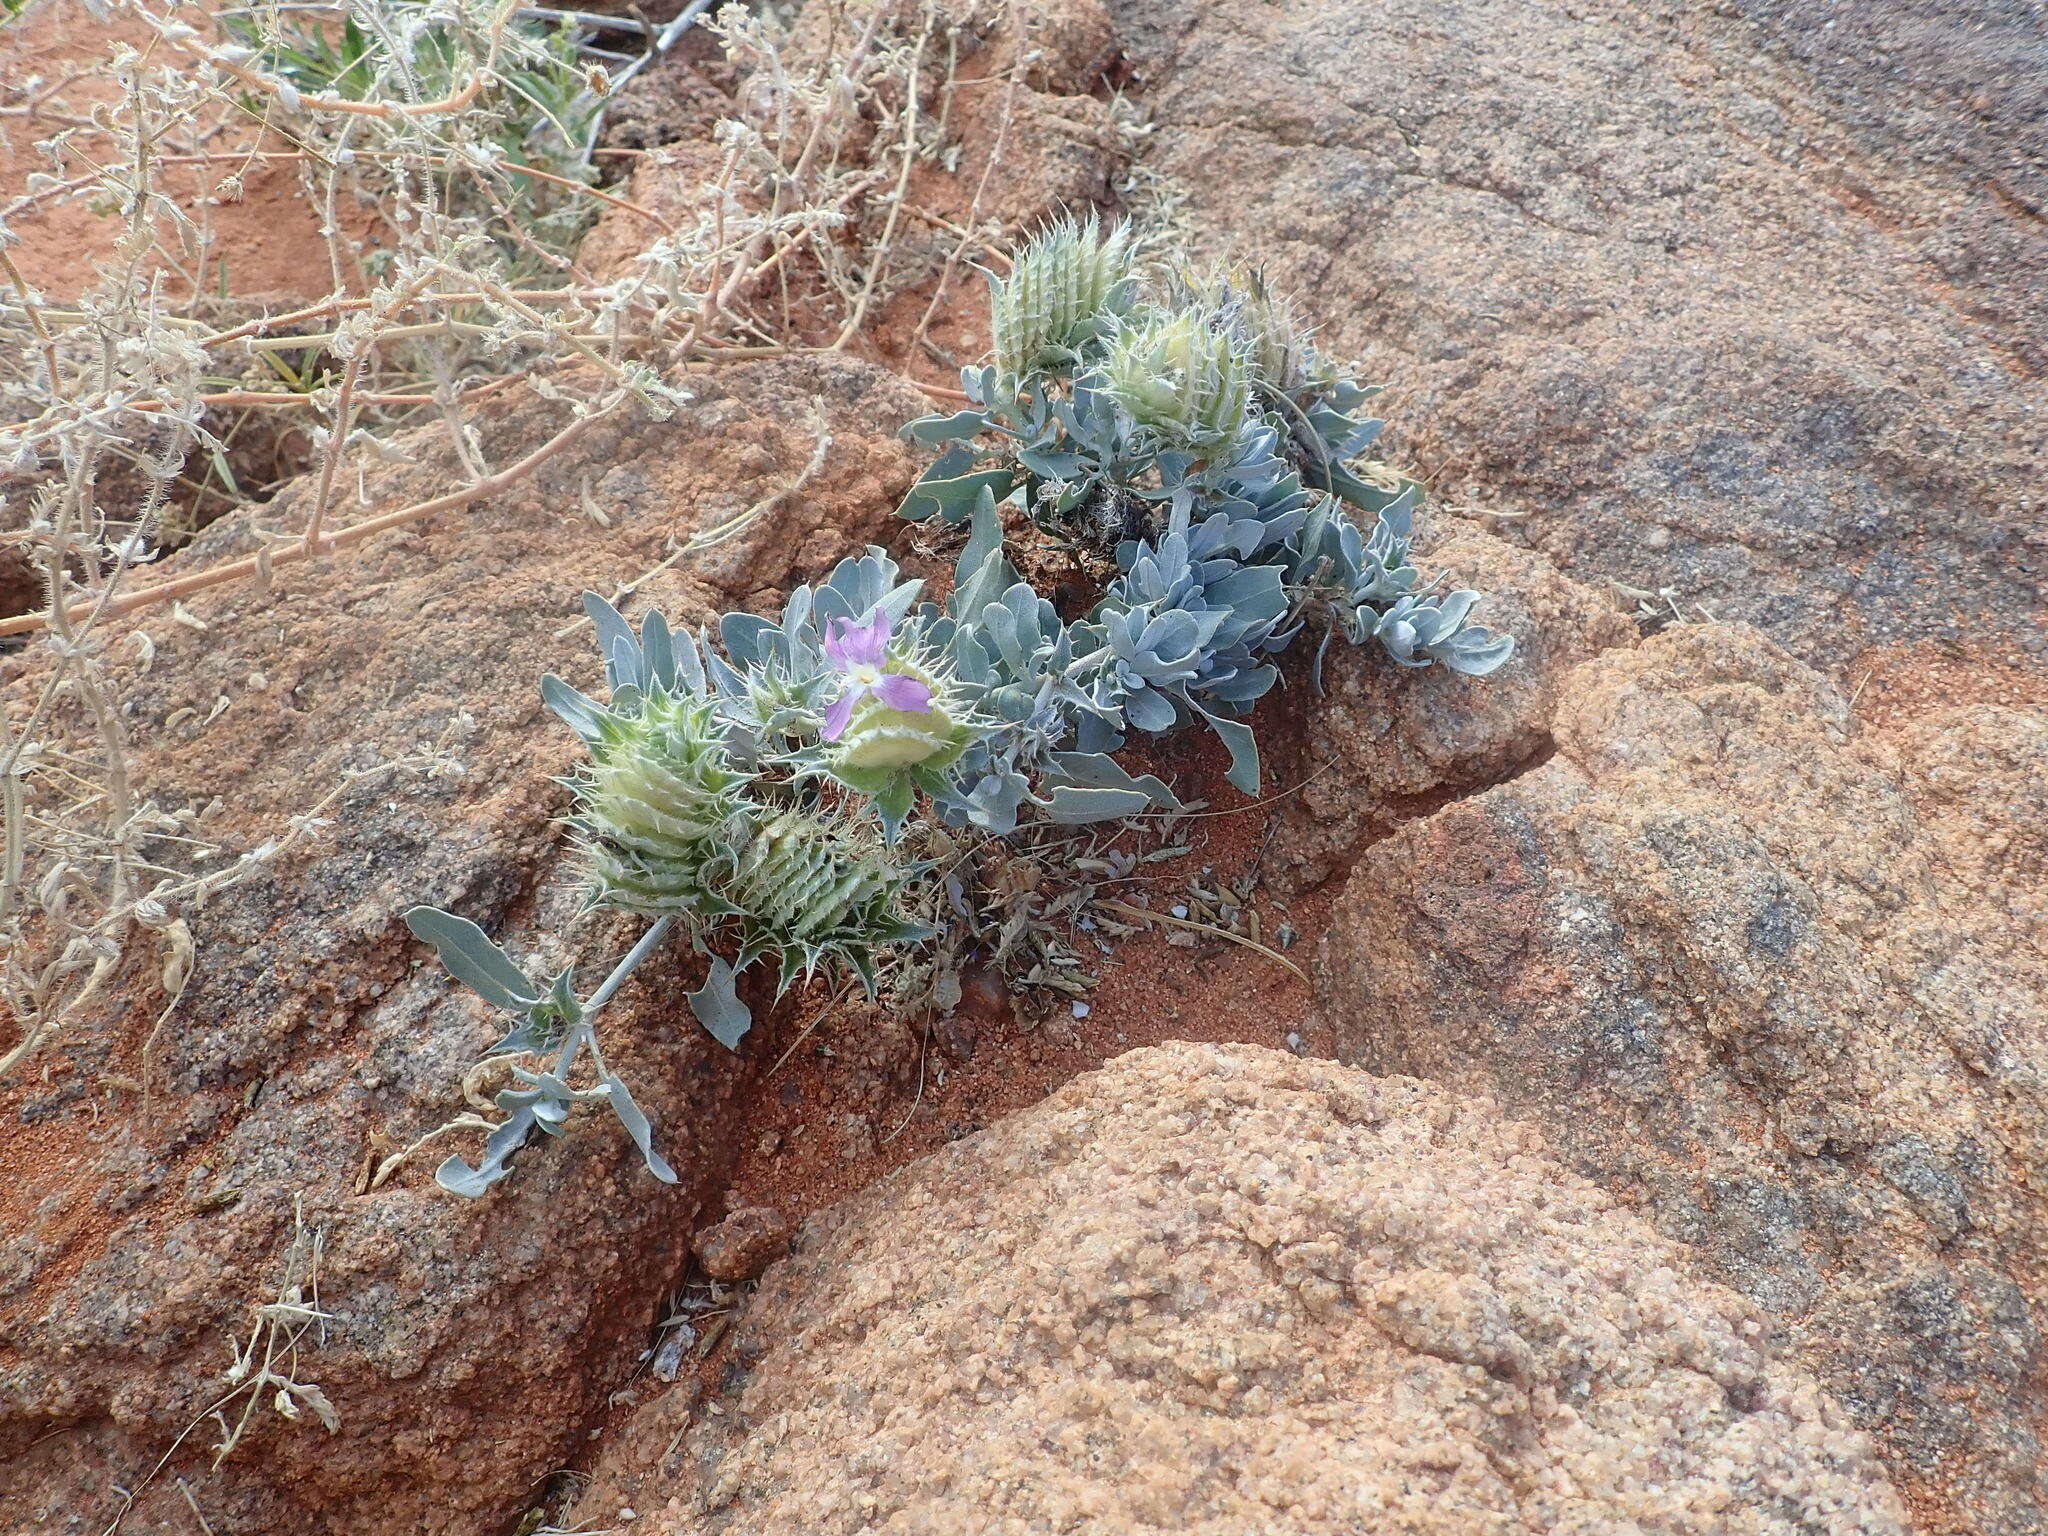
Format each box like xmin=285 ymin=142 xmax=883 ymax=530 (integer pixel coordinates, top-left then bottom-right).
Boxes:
xmin=0 ymin=355 xmax=928 ymax=1536
xmin=624 ymin=1042 xmax=1906 ymax=1536
xmin=692 ymin=1205 xmax=792 ymax=1282
xmin=1271 ymin=523 xmax=1636 ymax=891
xmin=1109 ymin=0 xmax=2048 ymax=670
xmin=1321 ymin=623 xmax=2048 ymax=1535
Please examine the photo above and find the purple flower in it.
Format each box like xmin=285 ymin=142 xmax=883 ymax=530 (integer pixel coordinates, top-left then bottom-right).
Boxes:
xmin=820 ymin=611 xmax=933 ymax=741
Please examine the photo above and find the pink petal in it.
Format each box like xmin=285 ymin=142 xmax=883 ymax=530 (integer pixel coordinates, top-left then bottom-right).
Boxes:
xmin=821 ymin=687 xmax=863 ymax=741
xmin=821 ymin=618 xmax=853 ymax=670
xmin=826 ymin=611 xmax=889 ymax=670
xmin=872 ymin=673 xmax=934 ymax=715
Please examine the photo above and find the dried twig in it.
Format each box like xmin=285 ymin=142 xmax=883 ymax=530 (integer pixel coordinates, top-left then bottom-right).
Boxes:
xmin=160 ymin=0 xmax=519 ymax=121
xmin=553 ymin=417 xmax=833 ymax=638
xmin=1096 ymin=898 xmax=1310 ymax=983
xmin=0 ymin=396 xmax=631 ymax=637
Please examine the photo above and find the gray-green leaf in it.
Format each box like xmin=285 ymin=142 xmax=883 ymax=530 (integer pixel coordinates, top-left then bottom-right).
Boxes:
xmin=686 ymin=955 xmax=753 ymax=1050
xmin=600 ymin=1073 xmax=679 ymax=1183
xmin=405 ymin=907 xmax=540 ymax=1015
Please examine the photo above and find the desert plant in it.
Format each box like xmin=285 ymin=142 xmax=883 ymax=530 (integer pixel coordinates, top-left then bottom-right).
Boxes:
xmin=217 ymin=3 xmax=607 ymax=273
xmin=403 ymin=219 xmax=1520 ymax=1194
xmin=1098 ymin=305 xmax=1258 ymax=456
xmin=899 ymin=218 xmax=1514 ymax=788
xmin=991 ymin=213 xmax=1136 ymax=388
xmin=0 ymin=0 xmax=999 ymax=1090
xmin=402 ymin=907 xmax=682 ymax=1195
xmin=407 ymin=558 xmax=958 ymax=1193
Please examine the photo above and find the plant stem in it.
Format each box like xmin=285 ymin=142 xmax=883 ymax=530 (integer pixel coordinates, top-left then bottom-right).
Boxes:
xmin=584 ymin=914 xmax=674 ymax=1014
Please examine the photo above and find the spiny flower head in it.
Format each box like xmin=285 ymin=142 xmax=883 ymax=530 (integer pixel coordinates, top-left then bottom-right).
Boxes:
xmin=818 ymin=610 xmax=970 ymax=774
xmin=570 ymin=690 xmax=754 ymax=916
xmin=990 ymin=214 xmax=1137 ymax=386
xmin=1098 ymin=306 xmax=1258 ymax=454
xmin=1172 ymin=262 xmax=1336 ymax=396
xmin=564 ymin=675 xmax=926 ymax=987
xmin=702 ymin=804 xmax=926 ymax=992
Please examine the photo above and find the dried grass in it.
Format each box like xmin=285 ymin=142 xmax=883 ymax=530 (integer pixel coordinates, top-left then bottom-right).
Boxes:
xmin=0 ymin=0 xmax=1009 ymax=1080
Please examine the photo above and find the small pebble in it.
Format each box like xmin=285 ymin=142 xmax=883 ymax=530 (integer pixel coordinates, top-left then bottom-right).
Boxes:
xmin=693 ymin=1206 xmax=793 ymax=1281
xmin=1286 ymin=1031 xmax=1303 ymax=1052
xmin=1171 ymin=904 xmax=1189 ymax=919
xmin=1072 ymin=1001 xmax=1091 ymax=1019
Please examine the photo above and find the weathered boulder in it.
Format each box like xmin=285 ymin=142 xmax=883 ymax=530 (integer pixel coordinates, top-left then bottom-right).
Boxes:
xmin=1272 ymin=522 xmax=1636 ymax=891
xmin=1109 ymin=0 xmax=2048 ymax=670
xmin=1320 ymin=623 xmax=2048 ymax=1535
xmin=0 ymin=355 xmax=927 ymax=1536
xmin=607 ymin=1042 xmax=1905 ymax=1535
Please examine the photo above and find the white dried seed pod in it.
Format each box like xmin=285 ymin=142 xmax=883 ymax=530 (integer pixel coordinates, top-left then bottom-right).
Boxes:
xmin=1169 ymin=263 xmax=1336 ymax=396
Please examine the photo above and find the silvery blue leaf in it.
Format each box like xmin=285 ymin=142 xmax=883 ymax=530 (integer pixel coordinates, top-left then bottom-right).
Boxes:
xmin=1207 ymin=563 xmax=1287 ymax=619
xmin=1199 ymin=663 xmax=1280 ymax=704
xmin=950 ymin=505 xmax=1018 ymax=622
xmin=902 ymin=458 xmax=1015 ymax=523
xmin=686 ymin=955 xmax=753 ymax=1050
xmin=1324 ymin=464 xmax=1408 ymax=516
xmin=963 ymin=483 xmax=1006 ymax=565
xmin=599 ymin=1073 xmax=678 ymax=1183
xmin=905 ymin=407 xmax=990 ymax=445
xmin=583 ymin=592 xmax=640 ymax=690
xmin=1378 ymin=487 xmax=1418 ymax=541
xmin=488 ymin=1017 xmax=553 ymax=1056
xmin=1018 ymin=445 xmax=1087 ymax=478
xmin=720 ymin=612 xmax=777 ymax=668
xmin=1430 ymin=588 xmax=1482 ymax=632
xmin=1046 ymin=750 xmax=1180 ymax=813
xmin=1138 ymin=609 xmax=1203 ymax=664
xmin=1444 ymin=629 xmax=1516 ymax=675
xmin=436 ymin=1101 xmax=541 ymax=1197
xmin=945 ymin=770 xmax=1030 ymax=834
xmin=505 ymin=1073 xmax=577 ymax=1126
xmin=1188 ymin=701 xmax=1261 ymax=794
xmin=703 ymin=649 xmax=749 ymax=697
xmin=671 ymin=626 xmax=707 ymax=694
xmin=540 ymin=674 xmax=608 ymax=743
xmin=870 ymin=772 xmax=914 ymax=843
xmin=1376 ymin=614 xmax=1430 ymax=667
xmin=640 ymin=610 xmax=678 ymax=693
xmin=782 ymin=582 xmax=816 ymax=641
xmin=607 ymin=634 xmax=643 ymax=699
xmin=1124 ymin=687 xmax=1178 ymax=732
xmin=880 ymin=578 xmax=925 ymax=627
xmin=488 ymin=970 xmax=577 ymax=1054
xmin=405 ymin=907 xmax=540 ymax=1014
xmin=1044 ymin=785 xmax=1153 ymax=822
